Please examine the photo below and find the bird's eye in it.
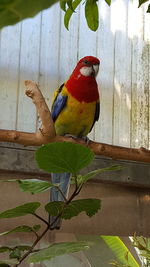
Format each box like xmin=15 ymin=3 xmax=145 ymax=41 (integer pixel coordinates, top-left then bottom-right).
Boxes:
xmin=83 ymin=60 xmax=89 ymax=65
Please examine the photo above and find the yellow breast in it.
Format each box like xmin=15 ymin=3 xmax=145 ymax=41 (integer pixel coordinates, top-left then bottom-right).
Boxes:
xmin=54 ymin=86 xmax=96 ymax=137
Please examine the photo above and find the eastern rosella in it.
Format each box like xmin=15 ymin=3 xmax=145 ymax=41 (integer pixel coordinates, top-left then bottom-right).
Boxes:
xmin=50 ymin=56 xmax=100 ymax=229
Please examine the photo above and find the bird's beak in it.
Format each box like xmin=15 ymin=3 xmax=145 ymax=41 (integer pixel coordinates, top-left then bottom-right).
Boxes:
xmin=93 ymin=64 xmax=99 ymax=77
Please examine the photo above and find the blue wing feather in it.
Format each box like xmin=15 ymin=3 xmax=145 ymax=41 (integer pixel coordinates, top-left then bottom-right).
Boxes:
xmin=51 ymin=84 xmax=68 ymax=122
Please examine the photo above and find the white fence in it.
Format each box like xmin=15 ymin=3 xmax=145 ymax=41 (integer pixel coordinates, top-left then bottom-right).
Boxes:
xmin=0 ymin=0 xmax=149 ymax=148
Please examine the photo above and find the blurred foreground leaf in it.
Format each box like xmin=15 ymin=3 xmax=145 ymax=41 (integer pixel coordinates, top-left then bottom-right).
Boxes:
xmin=64 ymin=0 xmax=82 ymax=29
xmin=101 ymin=236 xmax=140 ymax=267
xmin=36 ymin=142 xmax=94 ymax=174
xmin=85 ymin=0 xmax=99 ymax=31
xmin=28 ymin=241 xmax=93 ymax=262
xmin=0 ymin=0 xmax=58 ymax=29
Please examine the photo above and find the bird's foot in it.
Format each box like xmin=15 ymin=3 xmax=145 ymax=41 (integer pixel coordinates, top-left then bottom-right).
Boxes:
xmin=64 ymin=134 xmax=90 ymax=144
xmin=64 ymin=134 xmax=77 ymax=140
xmin=81 ymin=136 xmax=90 ymax=144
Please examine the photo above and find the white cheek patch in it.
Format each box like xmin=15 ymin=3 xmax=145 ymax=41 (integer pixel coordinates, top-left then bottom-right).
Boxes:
xmin=80 ymin=66 xmax=93 ymax=77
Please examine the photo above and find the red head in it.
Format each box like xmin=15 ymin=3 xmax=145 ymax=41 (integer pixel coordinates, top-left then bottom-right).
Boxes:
xmin=72 ymin=56 xmax=100 ymax=78
xmin=66 ymin=56 xmax=100 ymax=103
xmin=78 ymin=56 xmax=100 ymax=66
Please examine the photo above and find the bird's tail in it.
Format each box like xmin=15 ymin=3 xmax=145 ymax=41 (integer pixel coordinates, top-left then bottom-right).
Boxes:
xmin=49 ymin=172 xmax=71 ymax=230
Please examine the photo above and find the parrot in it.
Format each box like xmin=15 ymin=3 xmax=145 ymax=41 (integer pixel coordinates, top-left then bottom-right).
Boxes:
xmin=50 ymin=56 xmax=100 ymax=229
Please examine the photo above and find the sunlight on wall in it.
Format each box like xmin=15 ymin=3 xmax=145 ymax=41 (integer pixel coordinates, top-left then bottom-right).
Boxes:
xmin=111 ymin=0 xmax=126 ymax=34
xmin=114 ymin=77 xmax=121 ymax=97
xmin=128 ymin=0 xmax=140 ymax=39
xmin=126 ymin=93 xmax=131 ymax=110
xmin=100 ymin=0 xmax=108 ymax=21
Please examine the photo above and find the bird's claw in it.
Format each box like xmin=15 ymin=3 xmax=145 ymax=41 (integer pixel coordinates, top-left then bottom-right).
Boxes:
xmin=64 ymin=134 xmax=77 ymax=140
xmin=64 ymin=134 xmax=90 ymax=144
xmin=82 ymin=136 xmax=90 ymax=144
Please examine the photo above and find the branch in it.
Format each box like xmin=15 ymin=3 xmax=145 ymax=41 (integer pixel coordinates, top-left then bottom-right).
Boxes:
xmin=0 ymin=80 xmax=150 ymax=163
xmin=89 ymin=141 xmax=150 ymax=163
xmin=25 ymin=80 xmax=56 ymax=138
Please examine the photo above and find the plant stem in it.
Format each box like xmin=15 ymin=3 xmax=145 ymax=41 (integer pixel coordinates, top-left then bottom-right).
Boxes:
xmin=33 ymin=213 xmax=50 ymax=226
xmin=14 ymin=225 xmax=49 ymax=266
xmin=74 ymin=174 xmax=78 ymax=191
xmin=55 ymin=185 xmax=68 ymax=202
xmin=14 ymin=178 xmax=82 ymax=266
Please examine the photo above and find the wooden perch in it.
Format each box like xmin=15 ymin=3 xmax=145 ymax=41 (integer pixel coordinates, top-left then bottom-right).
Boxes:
xmin=0 ymin=80 xmax=150 ymax=163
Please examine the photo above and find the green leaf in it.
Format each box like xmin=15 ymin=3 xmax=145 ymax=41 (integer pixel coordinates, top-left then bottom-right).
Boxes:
xmin=0 ymin=202 xmax=40 ymax=219
xmin=28 ymin=241 xmax=93 ymax=263
xmin=16 ymin=245 xmax=31 ymax=251
xmin=0 ymin=246 xmax=12 ymax=253
xmin=78 ymin=165 xmax=122 ymax=184
xmin=70 ymin=174 xmax=82 ymax=185
xmin=66 ymin=0 xmax=74 ymax=11
xmin=85 ymin=0 xmax=99 ymax=31
xmin=60 ymin=0 xmax=67 ymax=11
xmin=104 ymin=0 xmax=111 ymax=6
xmin=45 ymin=198 xmax=101 ymax=219
xmin=0 ymin=259 xmax=18 ymax=265
xmin=101 ymin=236 xmax=140 ymax=267
xmin=147 ymin=4 xmax=150 ymax=12
xmin=0 ymin=0 xmax=59 ymax=29
xmin=18 ymin=179 xmax=54 ymax=194
xmin=45 ymin=201 xmax=64 ymax=217
xmin=138 ymin=0 xmax=149 ymax=7
xmin=0 ymin=265 xmax=10 ymax=267
xmin=32 ymin=224 xmax=41 ymax=232
xmin=64 ymin=0 xmax=82 ymax=30
xmin=0 ymin=245 xmax=31 ymax=254
xmin=63 ymin=199 xmax=101 ymax=218
xmin=0 ymin=225 xmax=35 ymax=236
xmin=36 ymin=142 xmax=94 ymax=174
xmin=140 ymin=252 xmax=150 ymax=259
xmin=9 ymin=248 xmax=21 ymax=259
xmin=4 ymin=179 xmax=54 ymax=194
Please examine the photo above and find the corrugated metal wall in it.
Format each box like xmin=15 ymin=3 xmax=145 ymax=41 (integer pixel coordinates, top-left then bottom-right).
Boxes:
xmin=0 ymin=0 xmax=149 ymax=148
